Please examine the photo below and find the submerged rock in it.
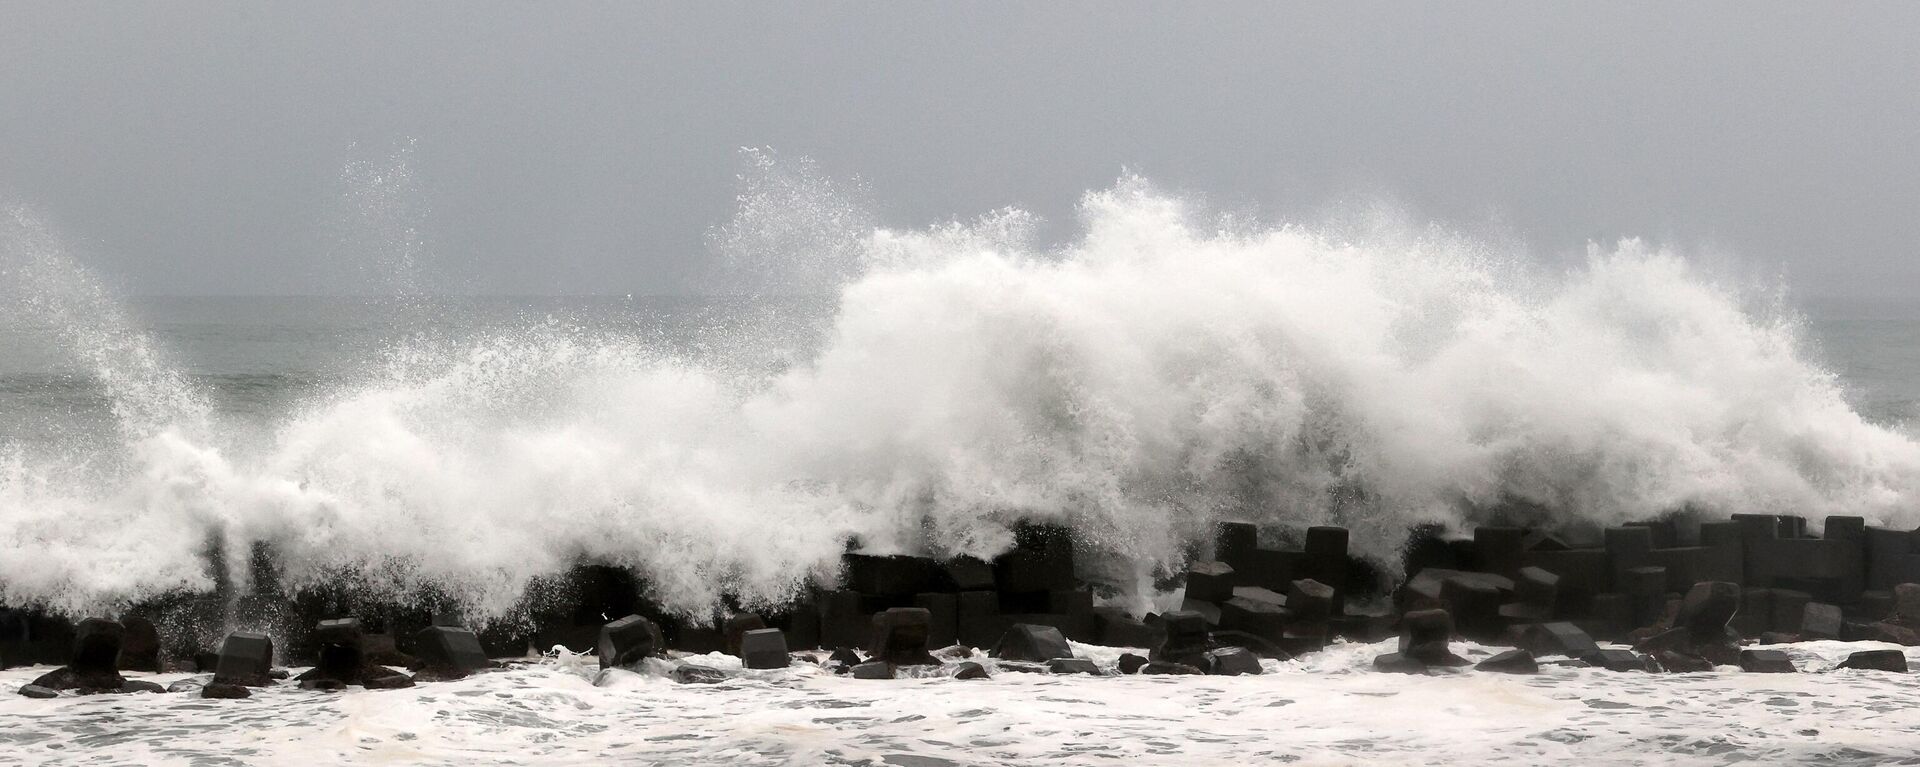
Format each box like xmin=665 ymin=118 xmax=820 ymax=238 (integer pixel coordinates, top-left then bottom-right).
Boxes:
xmin=1837 ymin=650 xmax=1908 ymax=672
xmin=1476 ymin=649 xmax=1539 ymax=674
xmin=671 ymin=664 xmax=728 ymax=684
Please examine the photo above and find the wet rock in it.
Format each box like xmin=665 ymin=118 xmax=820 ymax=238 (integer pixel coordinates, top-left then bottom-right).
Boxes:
xmin=597 ymin=615 xmax=664 ymax=670
xmin=1094 ymin=607 xmax=1161 ymax=649
xmin=740 ymin=628 xmax=790 ymax=670
xmin=1584 ymin=648 xmax=1653 ymax=672
xmin=212 ymin=631 xmax=275 ymax=687
xmin=1674 ymin=581 xmax=1740 ymax=642
xmin=299 ymin=679 xmax=348 ymax=691
xmin=1476 ymin=649 xmax=1539 ymax=674
xmin=1837 ymin=649 xmax=1909 ymax=672
xmin=827 ymin=647 xmax=863 ymax=671
xmin=722 ymin=613 xmax=767 ymax=657
xmin=1203 ymin=646 xmax=1262 ymax=676
xmin=1526 ymin=622 xmax=1599 ymax=658
xmin=1867 ymin=621 xmax=1920 ymax=646
xmin=362 ymin=671 xmax=415 ymax=689
xmin=991 ymin=623 xmax=1074 ymax=662
xmin=413 ymin=626 xmax=489 ymax=679
xmin=1185 ymin=561 xmax=1236 ymax=604
xmin=949 ymin=661 xmax=990 ymax=680
xmin=1140 ymin=661 xmax=1203 ymax=675
xmin=1656 ymin=651 xmax=1713 ymax=673
xmin=1738 ymin=649 xmax=1796 ymax=673
xmin=1208 ymin=630 xmax=1292 ymax=661
xmin=1046 ymin=657 xmax=1099 ymax=675
xmin=1117 ymin=653 xmax=1149 ymax=674
xmin=671 ymin=664 xmax=728 ymax=684
xmin=1895 ymin=583 xmax=1920 ymax=624
xmin=201 ymin=681 xmax=252 ymax=699
xmin=1800 ymin=602 xmax=1844 ymax=640
xmin=869 ymin=608 xmax=940 ymax=666
xmin=117 ymin=617 xmax=162 ymax=673
xmin=851 ymin=661 xmax=893 ymax=680
xmin=118 ymin=679 xmax=165 ymax=694
xmin=1372 ymin=652 xmax=1427 ymax=674
xmin=167 ymin=678 xmax=204 ymax=694
xmin=1398 ymin=609 xmax=1467 ymax=667
xmin=1150 ymin=611 xmax=1212 ymax=668
xmin=30 ymin=618 xmax=127 ymax=693
xmin=17 ymin=684 xmax=58 ymax=699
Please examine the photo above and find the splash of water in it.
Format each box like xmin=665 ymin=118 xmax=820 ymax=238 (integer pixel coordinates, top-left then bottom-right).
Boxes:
xmin=3 ymin=174 xmax=1919 ymax=622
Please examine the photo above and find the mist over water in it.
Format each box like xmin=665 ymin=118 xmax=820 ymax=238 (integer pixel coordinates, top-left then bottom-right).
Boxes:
xmin=2 ymin=166 xmax=1918 ymax=625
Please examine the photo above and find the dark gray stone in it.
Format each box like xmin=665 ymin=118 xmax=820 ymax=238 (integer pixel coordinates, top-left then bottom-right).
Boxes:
xmin=1738 ymin=649 xmax=1796 ymax=673
xmin=1372 ymin=652 xmax=1427 ymax=674
xmin=1583 ymin=648 xmax=1653 ymax=672
xmin=597 ymin=615 xmax=663 ymax=670
xmin=1117 ymin=653 xmax=1148 ymax=674
xmin=1045 ymin=657 xmax=1099 ymax=675
xmin=1186 ymin=561 xmax=1237 ymax=604
xmin=213 ymin=631 xmax=275 ymax=687
xmin=990 ymin=623 xmax=1073 ymax=662
xmin=1801 ymin=602 xmax=1844 ymax=640
xmin=949 ymin=661 xmax=990 ymax=679
xmin=671 ymin=664 xmax=728 ymax=684
xmin=869 ymin=608 xmax=940 ymax=666
xmin=1476 ymin=649 xmax=1538 ymax=674
xmin=1203 ymin=646 xmax=1263 ymax=676
xmin=740 ymin=628 xmax=790 ymax=669
xmin=851 ymin=661 xmax=893 ymax=679
xmin=17 ymin=684 xmax=57 ymax=699
xmin=201 ymin=681 xmax=251 ymax=699
xmin=1837 ymin=649 xmax=1909 ymax=672
xmin=413 ymin=626 xmax=489 ymax=678
xmin=1141 ymin=661 xmax=1203 ymax=675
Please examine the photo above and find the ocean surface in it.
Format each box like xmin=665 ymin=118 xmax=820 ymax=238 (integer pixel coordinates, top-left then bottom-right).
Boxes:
xmin=6 ymin=185 xmax=1920 ymax=764
xmin=5 ymin=639 xmax=1920 ymax=766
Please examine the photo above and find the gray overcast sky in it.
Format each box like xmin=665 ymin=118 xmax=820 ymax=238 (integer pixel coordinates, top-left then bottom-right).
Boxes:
xmin=2 ymin=2 xmax=1915 ymax=297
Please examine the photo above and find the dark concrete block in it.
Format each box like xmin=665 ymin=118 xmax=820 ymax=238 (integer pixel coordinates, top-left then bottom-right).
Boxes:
xmin=1770 ymin=589 xmax=1812 ymax=634
xmin=1045 ymin=657 xmax=1099 ymax=675
xmin=1204 ymin=646 xmax=1263 ymax=676
xmin=1656 ymin=650 xmax=1713 ymax=673
xmin=413 ymin=626 xmax=488 ymax=678
xmin=990 ymin=623 xmax=1073 ymax=662
xmin=722 ymin=614 xmax=767 ymax=657
xmin=1372 ymin=652 xmax=1427 ymax=674
xmin=212 ymin=631 xmax=275 ymax=687
xmin=869 ymin=608 xmax=939 ymax=666
xmin=1232 ymin=586 xmax=1288 ymax=607
xmin=1527 ymin=622 xmax=1599 ymax=657
xmin=1151 ymin=610 xmax=1212 ymax=668
xmin=1398 ymin=608 xmax=1465 ymax=666
xmin=1239 ymin=548 xmax=1298 ymax=592
xmin=851 ymin=661 xmax=893 ymax=679
xmin=1118 ymin=653 xmax=1149 ymax=674
xmin=1474 ymin=527 xmax=1527 ymax=576
xmin=1837 ymin=649 xmax=1908 ymax=672
xmin=1186 ymin=561 xmax=1237 ymax=604
xmin=914 ymin=593 xmax=959 ymax=649
xmin=1440 ymin=577 xmax=1503 ymax=642
xmin=1733 ymin=587 xmax=1772 ymax=637
xmin=1896 ymin=583 xmax=1920 ymax=624
xmin=740 ymin=628 xmax=790 ymax=669
xmin=597 ymin=615 xmax=662 ymax=670
xmin=993 ymin=524 xmax=1076 ymax=593
xmin=1477 ymin=649 xmax=1538 ymax=674
xmin=1217 ymin=522 xmax=1259 ymax=571
xmin=1801 ymin=602 xmax=1844 ymax=640
xmin=116 ymin=617 xmax=160 ymax=673
xmin=956 ymin=590 xmax=1001 ymax=648
xmin=941 ymin=557 xmax=996 ymax=592
xmin=1093 ymin=607 xmax=1160 ymax=648
xmin=1180 ymin=598 xmax=1222 ymax=627
xmin=1739 ymin=649 xmax=1796 ymax=673
xmin=1524 ymin=548 xmax=1610 ymax=614
xmin=844 ymin=553 xmax=939 ymax=596
xmin=1674 ymin=581 xmax=1740 ymax=643
xmin=1584 ymin=648 xmax=1652 ymax=672
xmin=1221 ymin=597 xmax=1290 ymax=643
xmin=949 ymin=661 xmax=990 ymax=679
xmin=818 ymin=590 xmax=872 ymax=650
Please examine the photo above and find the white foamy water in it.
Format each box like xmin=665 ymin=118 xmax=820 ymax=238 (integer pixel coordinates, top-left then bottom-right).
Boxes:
xmin=3 ymin=170 xmax=1920 ymax=621
xmin=2 ymin=640 xmax=1918 ymax=765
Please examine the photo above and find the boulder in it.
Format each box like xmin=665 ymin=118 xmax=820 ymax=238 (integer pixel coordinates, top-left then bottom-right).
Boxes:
xmin=1150 ymin=611 xmax=1212 ymax=668
xmin=412 ymin=626 xmax=489 ymax=679
xmin=1527 ymin=622 xmax=1599 ymax=658
xmin=949 ymin=661 xmax=990 ymax=680
xmin=1656 ymin=651 xmax=1713 ymax=673
xmin=827 ymin=647 xmax=863 ymax=670
xmin=739 ymin=628 xmax=791 ymax=670
xmin=1398 ymin=609 xmax=1466 ymax=667
xmin=1045 ymin=657 xmax=1100 ymax=675
xmin=1117 ymin=653 xmax=1149 ymax=674
xmin=991 ymin=623 xmax=1074 ymax=662
xmin=28 ymin=618 xmax=127 ymax=693
xmin=1186 ymin=561 xmax=1237 ymax=604
xmin=1894 ymin=583 xmax=1920 ymax=624
xmin=869 ymin=608 xmax=940 ymax=666
xmin=1140 ymin=661 xmax=1203 ymax=675
xmin=1372 ymin=652 xmax=1428 ymax=674
xmin=1738 ymin=649 xmax=1796 ymax=673
xmin=1203 ymin=646 xmax=1263 ymax=676
xmin=212 ymin=631 xmax=275 ymax=687
xmin=597 ymin=615 xmax=664 ymax=670
xmin=1837 ymin=649 xmax=1909 ymax=672
xmin=722 ymin=614 xmax=767 ymax=656
xmin=117 ymin=617 xmax=162 ymax=673
xmin=672 ymin=664 xmax=728 ymax=684
xmin=1583 ymin=648 xmax=1653 ymax=672
xmin=17 ymin=684 xmax=58 ymax=699
xmin=1476 ymin=649 xmax=1539 ymax=674
xmin=1801 ymin=602 xmax=1844 ymax=640
xmin=201 ymin=681 xmax=252 ymax=699
xmin=851 ymin=661 xmax=893 ymax=679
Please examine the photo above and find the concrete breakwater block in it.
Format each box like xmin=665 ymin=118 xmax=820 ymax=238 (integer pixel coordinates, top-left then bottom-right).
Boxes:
xmin=598 ymin=615 xmax=664 ymax=670
xmin=24 ymin=618 xmax=128 ymax=694
xmin=414 ymin=626 xmax=489 ymax=679
xmin=992 ymin=623 xmax=1074 ymax=662
xmin=1836 ymin=649 xmax=1908 ymax=672
xmin=869 ymin=608 xmax=939 ymax=666
xmin=1738 ymin=649 xmax=1796 ymax=673
xmin=294 ymin=618 xmax=414 ymax=689
xmin=740 ymin=628 xmax=791 ymax=669
xmin=211 ymin=631 xmax=275 ymax=687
